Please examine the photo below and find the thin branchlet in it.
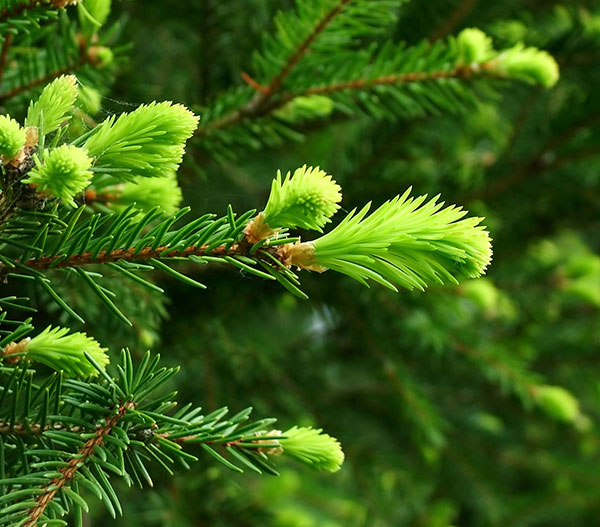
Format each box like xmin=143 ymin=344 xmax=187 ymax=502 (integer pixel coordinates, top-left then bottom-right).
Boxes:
xmin=23 ymin=401 xmax=135 ymax=527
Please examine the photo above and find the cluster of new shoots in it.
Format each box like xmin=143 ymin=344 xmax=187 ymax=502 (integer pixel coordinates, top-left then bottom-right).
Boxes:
xmin=246 ymin=171 xmax=492 ymax=292
xmin=455 ymin=28 xmax=559 ymax=88
xmin=5 ymin=76 xmax=197 ymax=210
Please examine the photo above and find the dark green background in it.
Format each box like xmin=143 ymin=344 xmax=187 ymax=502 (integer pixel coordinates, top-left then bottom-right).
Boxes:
xmin=77 ymin=1 xmax=600 ymax=525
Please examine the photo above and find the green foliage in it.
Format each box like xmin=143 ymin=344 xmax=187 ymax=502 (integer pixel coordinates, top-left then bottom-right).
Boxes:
xmin=84 ymin=102 xmax=199 ymax=181
xmin=16 ymin=326 xmax=109 ymax=376
xmin=535 ymin=385 xmax=582 ymax=424
xmin=78 ymin=0 xmax=112 ymax=37
xmin=295 ymin=188 xmax=491 ymax=291
xmin=1 ymin=0 xmax=592 ymax=526
xmin=278 ymin=426 xmax=345 ymax=472
xmin=455 ymin=28 xmax=495 ymax=64
xmin=24 ymin=145 xmax=93 ymax=206
xmin=0 ymin=115 xmax=26 ymax=161
xmin=494 ymin=43 xmax=560 ymax=87
xmin=112 ymin=173 xmax=183 ymax=216
xmin=262 ymin=165 xmax=342 ymax=232
xmin=26 ymin=75 xmax=79 ymax=136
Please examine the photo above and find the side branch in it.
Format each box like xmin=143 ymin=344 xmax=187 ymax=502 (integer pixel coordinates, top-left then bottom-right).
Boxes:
xmin=298 ymin=65 xmax=482 ymax=97
xmin=260 ymin=0 xmax=351 ymax=98
xmin=0 ymin=0 xmax=66 ymax=24
xmin=1 ymin=240 xmax=288 ymax=276
xmin=24 ymin=401 xmax=135 ymax=527
xmin=199 ymin=0 xmax=351 ymax=133
xmin=0 ymin=59 xmax=85 ymax=103
xmin=201 ymin=63 xmax=490 ymax=133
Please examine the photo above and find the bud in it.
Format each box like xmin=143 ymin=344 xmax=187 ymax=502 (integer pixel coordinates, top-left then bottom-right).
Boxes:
xmin=84 ymin=101 xmax=199 ymax=181
xmin=274 ymin=95 xmax=335 ymax=122
xmin=535 ymin=385 xmax=581 ymax=423
xmin=24 ymin=145 xmax=93 ymax=206
xmin=26 ymin=75 xmax=79 ymax=135
xmin=2 ymin=326 xmax=109 ymax=377
xmin=78 ymin=0 xmax=111 ymax=37
xmin=285 ymin=188 xmax=492 ymax=292
xmin=245 ymin=165 xmax=342 ymax=243
xmin=456 ymin=28 xmax=495 ymax=65
xmin=278 ymin=426 xmax=344 ymax=472
xmin=0 ymin=115 xmax=26 ymax=163
xmin=494 ymin=44 xmax=559 ymax=88
xmin=112 ymin=172 xmax=183 ymax=216
xmin=77 ymin=85 xmax=103 ymax=115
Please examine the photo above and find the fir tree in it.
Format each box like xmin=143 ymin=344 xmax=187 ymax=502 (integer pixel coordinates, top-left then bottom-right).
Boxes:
xmin=1 ymin=0 xmax=597 ymax=526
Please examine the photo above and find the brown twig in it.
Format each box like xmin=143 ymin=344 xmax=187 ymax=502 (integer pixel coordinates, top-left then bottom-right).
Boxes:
xmin=0 ymin=60 xmax=84 ymax=103
xmin=201 ymin=62 xmax=492 ymax=135
xmin=198 ymin=0 xmax=351 ymax=134
xmin=24 ymin=401 xmax=135 ymax=527
xmin=260 ymin=0 xmax=351 ymax=98
xmin=0 ymin=238 xmax=288 ymax=276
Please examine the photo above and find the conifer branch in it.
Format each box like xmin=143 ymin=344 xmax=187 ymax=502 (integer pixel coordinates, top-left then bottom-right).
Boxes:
xmin=23 ymin=400 xmax=135 ymax=527
xmin=0 ymin=59 xmax=86 ymax=103
xmin=257 ymin=0 xmax=351 ymax=99
xmin=200 ymin=0 xmax=351 ymax=132
xmin=295 ymin=63 xmax=490 ymax=97
xmin=9 ymin=242 xmax=245 ymax=272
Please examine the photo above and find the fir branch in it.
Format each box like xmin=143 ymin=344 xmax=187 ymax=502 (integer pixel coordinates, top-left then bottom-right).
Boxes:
xmin=256 ymin=0 xmax=351 ymax=99
xmin=23 ymin=400 xmax=135 ymax=527
xmin=0 ymin=59 xmax=86 ymax=104
xmin=0 ymin=0 xmax=46 ymax=22
xmin=295 ymin=63 xmax=488 ymax=97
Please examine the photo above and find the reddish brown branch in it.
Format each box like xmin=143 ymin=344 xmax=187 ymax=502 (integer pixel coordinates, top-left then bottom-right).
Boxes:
xmin=261 ymin=0 xmax=351 ymax=98
xmin=299 ymin=65 xmax=480 ymax=97
xmin=198 ymin=0 xmax=351 ymax=134
xmin=201 ymin=63 xmax=489 ymax=134
xmin=0 ymin=60 xmax=84 ymax=103
xmin=241 ymin=71 xmax=268 ymax=95
xmin=24 ymin=401 xmax=135 ymax=527
xmin=14 ymin=242 xmax=241 ymax=273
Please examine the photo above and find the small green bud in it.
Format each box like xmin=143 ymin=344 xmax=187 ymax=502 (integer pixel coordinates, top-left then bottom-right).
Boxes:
xmin=456 ymin=28 xmax=496 ymax=64
xmin=274 ymin=95 xmax=335 ymax=122
xmin=0 ymin=115 xmax=26 ymax=162
xmin=24 ymin=145 xmax=93 ymax=206
xmin=535 ymin=385 xmax=581 ymax=423
xmin=26 ymin=75 xmax=79 ymax=135
xmin=84 ymin=101 xmax=199 ymax=181
xmin=494 ymin=44 xmax=559 ymax=88
xmin=245 ymin=165 xmax=342 ymax=243
xmin=113 ymin=172 xmax=183 ymax=216
xmin=3 ymin=326 xmax=108 ymax=377
xmin=77 ymin=84 xmax=102 ymax=115
xmin=88 ymin=45 xmax=114 ymax=66
xmin=279 ymin=426 xmax=344 ymax=472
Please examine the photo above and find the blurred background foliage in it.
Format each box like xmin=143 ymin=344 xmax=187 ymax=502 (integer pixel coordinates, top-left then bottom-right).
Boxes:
xmin=46 ymin=0 xmax=600 ymax=525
